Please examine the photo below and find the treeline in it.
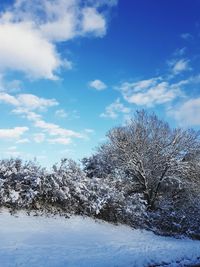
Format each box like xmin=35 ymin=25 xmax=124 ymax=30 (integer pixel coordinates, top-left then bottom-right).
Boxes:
xmin=0 ymin=110 xmax=200 ymax=238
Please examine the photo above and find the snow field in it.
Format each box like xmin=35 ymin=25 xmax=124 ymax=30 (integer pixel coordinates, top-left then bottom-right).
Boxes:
xmin=0 ymin=210 xmax=200 ymax=267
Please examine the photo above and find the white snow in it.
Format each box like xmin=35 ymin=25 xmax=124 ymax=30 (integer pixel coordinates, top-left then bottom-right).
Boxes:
xmin=0 ymin=210 xmax=200 ymax=267
xmin=9 ymin=190 xmax=20 ymax=202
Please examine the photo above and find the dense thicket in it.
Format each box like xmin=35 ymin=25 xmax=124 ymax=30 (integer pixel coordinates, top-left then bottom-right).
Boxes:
xmin=0 ymin=111 xmax=200 ymax=238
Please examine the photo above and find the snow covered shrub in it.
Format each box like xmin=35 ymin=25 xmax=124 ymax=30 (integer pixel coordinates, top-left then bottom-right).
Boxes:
xmin=0 ymin=158 xmax=45 ymax=209
xmin=37 ymin=158 xmax=91 ymax=214
xmin=87 ymin=177 xmax=148 ymax=227
xmin=83 ymin=176 xmax=112 ymax=216
xmin=148 ymin=185 xmax=200 ymax=238
xmin=83 ymin=154 xmax=148 ymax=226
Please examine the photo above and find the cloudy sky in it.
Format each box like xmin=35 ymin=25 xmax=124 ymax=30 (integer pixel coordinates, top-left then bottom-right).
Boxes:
xmin=0 ymin=0 xmax=200 ymax=166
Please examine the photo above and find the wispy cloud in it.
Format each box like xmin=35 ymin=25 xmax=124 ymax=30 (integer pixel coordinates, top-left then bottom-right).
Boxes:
xmin=118 ymin=78 xmax=185 ymax=107
xmin=0 ymin=91 xmax=84 ymax=145
xmin=34 ymin=119 xmax=82 ymax=139
xmin=169 ymin=98 xmax=200 ymax=126
xmin=0 ymin=126 xmax=28 ymax=139
xmin=180 ymin=33 xmax=193 ymax=40
xmin=55 ymin=109 xmax=68 ymax=118
xmin=173 ymin=47 xmax=186 ymax=57
xmin=55 ymin=109 xmax=80 ymax=121
xmin=100 ymin=98 xmax=130 ymax=119
xmin=0 ymin=92 xmax=58 ymax=110
xmin=170 ymin=59 xmax=191 ymax=75
xmin=12 ymin=108 xmax=83 ymax=145
xmin=89 ymin=79 xmax=107 ymax=90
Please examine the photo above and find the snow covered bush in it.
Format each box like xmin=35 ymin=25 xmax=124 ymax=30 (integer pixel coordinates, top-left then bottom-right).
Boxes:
xmin=0 ymin=158 xmax=45 ymax=209
xmin=148 ymin=184 xmax=200 ymax=238
xmin=35 ymin=158 xmax=92 ymax=214
xmin=83 ymin=156 xmax=148 ymax=226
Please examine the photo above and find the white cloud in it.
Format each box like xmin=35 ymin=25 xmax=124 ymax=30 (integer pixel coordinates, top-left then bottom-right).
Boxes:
xmin=170 ymin=98 xmax=200 ymax=126
xmin=119 ymin=78 xmax=184 ymax=107
xmin=55 ymin=109 xmax=68 ymax=118
xmin=0 ymin=92 xmax=58 ymax=110
xmin=13 ymin=108 xmax=42 ymax=122
xmin=11 ymin=0 xmax=110 ymax=40
xmin=34 ymin=119 xmax=82 ymax=138
xmin=170 ymin=59 xmax=190 ymax=75
xmin=55 ymin=109 xmax=80 ymax=120
xmin=0 ymin=126 xmax=28 ymax=139
xmin=12 ymin=106 xmax=83 ymax=143
xmin=16 ymin=94 xmax=58 ymax=110
xmin=89 ymin=79 xmax=107 ymax=90
xmin=82 ymin=7 xmax=106 ymax=37
xmin=121 ymin=78 xmax=158 ymax=93
xmin=0 ymin=91 xmax=86 ymax=146
xmin=39 ymin=0 xmax=78 ymax=42
xmin=0 ymin=22 xmax=62 ymax=80
xmin=0 ymin=0 xmax=116 ymax=79
xmin=100 ymin=98 xmax=130 ymax=119
xmin=0 ymin=92 xmax=19 ymax=105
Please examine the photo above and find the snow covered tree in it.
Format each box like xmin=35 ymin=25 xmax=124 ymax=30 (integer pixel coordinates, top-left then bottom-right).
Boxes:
xmin=88 ymin=110 xmax=200 ymax=210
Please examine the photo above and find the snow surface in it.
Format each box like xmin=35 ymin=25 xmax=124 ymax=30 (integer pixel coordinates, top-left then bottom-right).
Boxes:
xmin=0 ymin=210 xmax=200 ymax=267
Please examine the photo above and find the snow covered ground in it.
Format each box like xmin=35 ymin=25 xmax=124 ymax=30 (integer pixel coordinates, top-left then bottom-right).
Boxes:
xmin=0 ymin=210 xmax=200 ymax=267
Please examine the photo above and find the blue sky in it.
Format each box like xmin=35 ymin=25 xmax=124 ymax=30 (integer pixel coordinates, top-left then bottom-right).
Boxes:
xmin=0 ymin=0 xmax=200 ymax=167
